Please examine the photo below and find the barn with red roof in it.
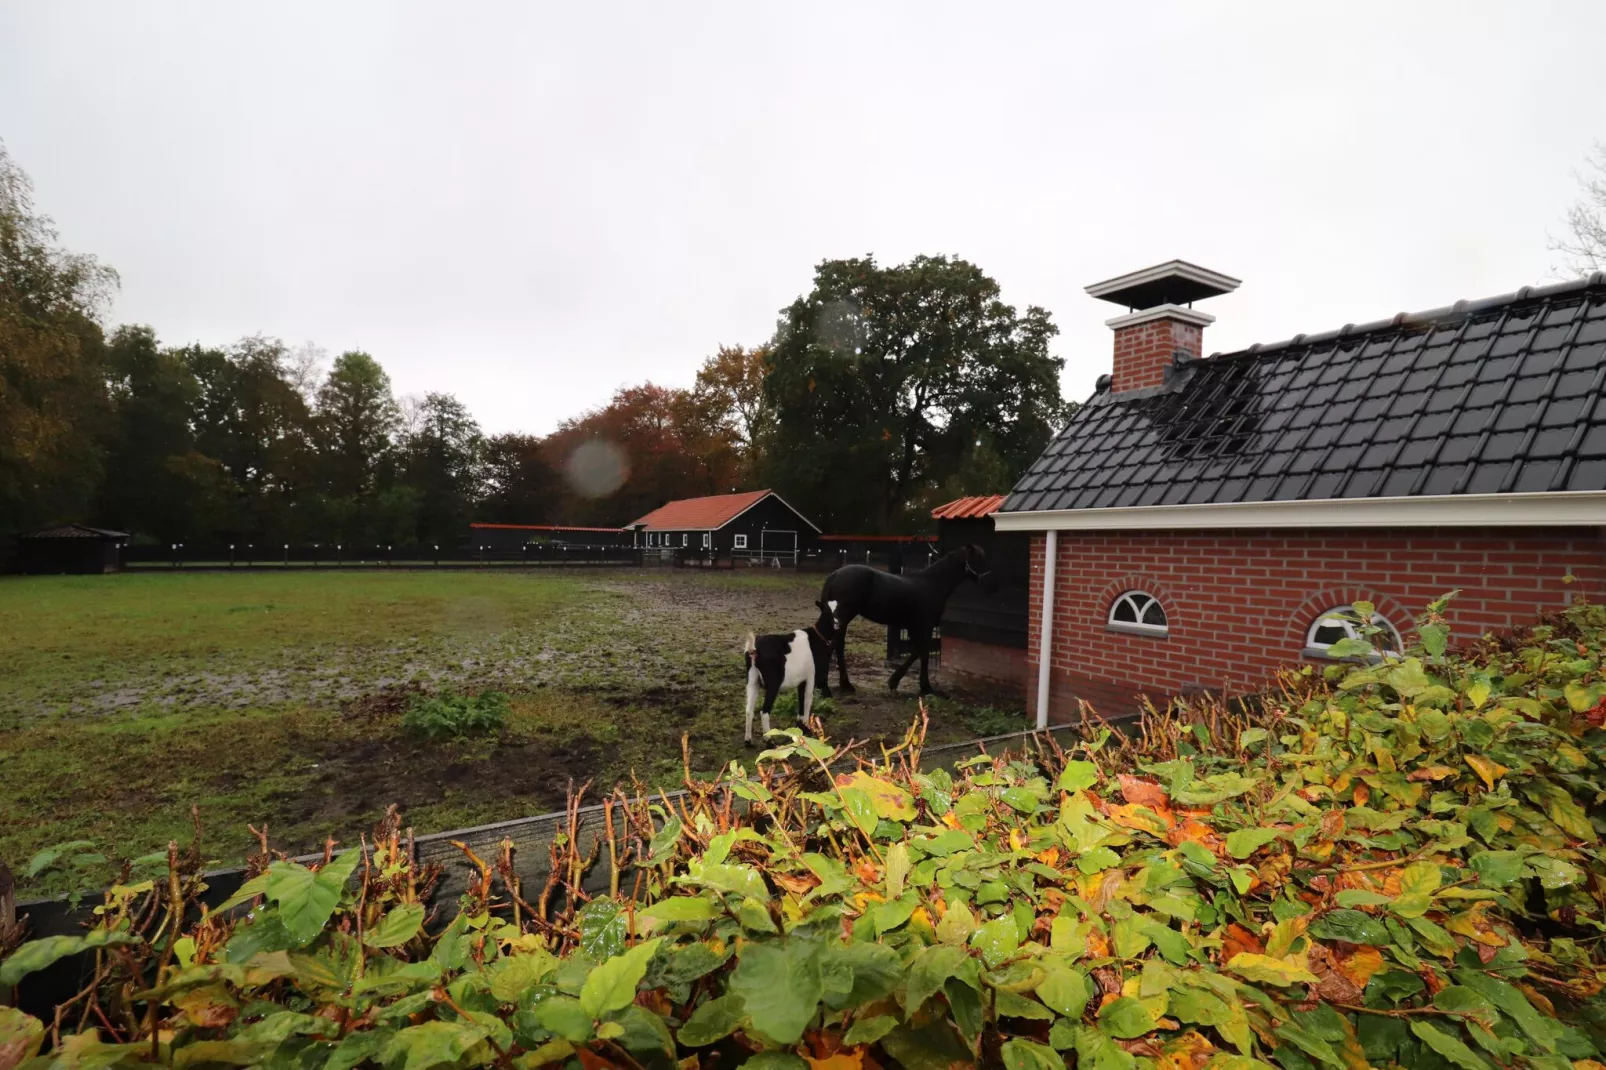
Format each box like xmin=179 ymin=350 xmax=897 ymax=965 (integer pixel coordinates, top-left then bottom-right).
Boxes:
xmin=627 ymin=489 xmax=820 ymax=561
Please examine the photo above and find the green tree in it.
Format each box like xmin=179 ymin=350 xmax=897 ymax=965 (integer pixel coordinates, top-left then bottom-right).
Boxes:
xmin=399 ymin=392 xmax=483 ymax=546
xmin=479 ymin=433 xmax=561 ymax=525
xmin=98 ymin=325 xmax=232 ymax=540
xmin=314 ymin=350 xmax=400 ymax=499
xmin=764 ymin=254 xmax=1065 ymax=533
xmin=181 ymin=336 xmax=316 ymax=539
xmin=0 ymin=140 xmax=117 ymax=532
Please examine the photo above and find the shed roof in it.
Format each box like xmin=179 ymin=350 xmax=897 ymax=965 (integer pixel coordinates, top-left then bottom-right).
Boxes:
xmin=629 ymin=490 xmax=819 ymax=532
xmin=931 ymin=495 xmax=1006 ymax=520
xmin=1003 ymin=273 xmax=1606 ymax=517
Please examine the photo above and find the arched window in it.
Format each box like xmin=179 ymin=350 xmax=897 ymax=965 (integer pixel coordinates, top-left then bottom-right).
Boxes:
xmin=1304 ymin=607 xmax=1403 ymax=659
xmin=1107 ymin=591 xmax=1168 ymax=636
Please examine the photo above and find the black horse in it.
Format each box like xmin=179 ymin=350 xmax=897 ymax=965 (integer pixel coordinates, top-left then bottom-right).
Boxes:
xmin=816 ymin=544 xmax=996 ymax=697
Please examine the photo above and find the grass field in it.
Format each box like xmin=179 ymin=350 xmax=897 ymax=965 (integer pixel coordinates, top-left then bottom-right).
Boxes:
xmin=0 ymin=568 xmax=1023 ymax=895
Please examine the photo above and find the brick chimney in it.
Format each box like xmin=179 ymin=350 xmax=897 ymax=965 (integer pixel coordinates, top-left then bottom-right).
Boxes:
xmin=1086 ymin=260 xmax=1240 ymax=394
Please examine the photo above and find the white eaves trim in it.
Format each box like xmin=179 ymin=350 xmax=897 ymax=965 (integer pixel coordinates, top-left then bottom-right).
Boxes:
xmin=992 ymin=491 xmax=1606 ymax=532
xmin=717 ymin=491 xmax=823 ymax=533
xmin=1104 ymin=304 xmax=1215 ymax=330
xmin=1084 ymin=260 xmax=1242 ymax=299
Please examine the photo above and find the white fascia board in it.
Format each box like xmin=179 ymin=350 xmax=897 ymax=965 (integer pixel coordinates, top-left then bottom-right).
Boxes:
xmin=992 ymin=491 xmax=1606 ymax=532
xmin=1084 ymin=260 xmax=1243 ymax=299
xmin=1104 ymin=304 xmax=1216 ymax=330
xmin=716 ymin=491 xmax=823 ymax=533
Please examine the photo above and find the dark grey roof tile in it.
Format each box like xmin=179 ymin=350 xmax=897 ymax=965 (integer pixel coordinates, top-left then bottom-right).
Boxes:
xmin=1398 ymin=438 xmax=1441 ymax=466
xmin=1512 ymin=459 xmax=1562 ymax=493
xmin=1466 ymin=461 xmax=1513 ymax=493
xmin=1490 ymin=332 xmax=1532 ymax=357
xmin=1438 ymin=436 xmax=1480 ymax=464
xmin=1554 ymin=369 xmax=1600 ymax=397
xmin=1578 ymin=425 xmax=1606 ymax=457
xmin=1452 ymin=408 xmax=1496 ymax=435
xmin=1495 ymin=402 xmax=1542 ymax=431
xmin=1568 ymin=458 xmax=1606 ymax=490
xmin=1541 ymin=396 xmax=1589 ymax=427
xmin=1481 ymin=431 xmax=1526 ymax=462
xmin=1421 ymin=464 xmax=1464 ymax=495
xmin=1518 ymin=349 xmax=1565 ymax=376
xmin=1476 ymin=355 xmax=1519 ymax=381
xmin=1381 ymin=467 xmax=1425 ymax=497
xmin=1507 ymin=377 xmax=1548 ymax=403
xmin=1307 ymin=472 xmax=1345 ymax=498
xmin=1345 ymin=469 xmax=1386 ymax=497
xmin=1528 ymin=428 xmax=1573 ymax=458
xmin=1412 ymin=411 xmax=1455 ymax=438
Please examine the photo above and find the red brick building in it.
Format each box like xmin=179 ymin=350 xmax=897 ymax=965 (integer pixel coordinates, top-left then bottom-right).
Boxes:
xmin=985 ymin=261 xmax=1606 ymax=725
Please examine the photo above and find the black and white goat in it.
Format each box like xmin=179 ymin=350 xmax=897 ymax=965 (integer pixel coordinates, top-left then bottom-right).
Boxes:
xmin=742 ymin=618 xmax=833 ymax=745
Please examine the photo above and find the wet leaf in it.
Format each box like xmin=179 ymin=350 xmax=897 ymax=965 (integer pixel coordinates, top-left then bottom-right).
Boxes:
xmin=579 ymin=937 xmax=663 ymax=1019
xmin=835 ymin=771 xmax=916 ymax=821
xmin=1410 ymin=1020 xmax=1491 ymax=1070
xmin=1224 ymin=953 xmax=1319 ymax=987
xmin=1059 ymin=760 xmax=1098 ymax=792
xmin=1098 ymin=995 xmax=1159 ymax=1039
xmin=1310 ymin=909 xmax=1391 ymax=946
xmin=730 ymin=941 xmax=823 ymax=1045
xmin=0 ymin=930 xmax=140 ymax=988
xmin=676 ymin=993 xmax=745 ymax=1046
xmin=364 ymin=903 xmax=425 ymax=948
xmin=1464 ymin=755 xmax=1508 ymax=792
xmin=1225 ymin=828 xmax=1282 ymax=859
xmin=1002 ymin=1038 xmax=1065 ymax=1070
xmin=843 ymin=1013 xmax=897 ymax=1046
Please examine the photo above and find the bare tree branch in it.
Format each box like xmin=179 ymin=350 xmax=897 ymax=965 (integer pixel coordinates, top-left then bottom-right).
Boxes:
xmin=1551 ymin=140 xmax=1606 ymax=276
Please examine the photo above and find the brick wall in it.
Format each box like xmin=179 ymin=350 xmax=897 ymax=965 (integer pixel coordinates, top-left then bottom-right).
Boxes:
xmin=942 ymin=636 xmax=1029 ymax=695
xmin=1016 ymin=526 xmax=1606 ymax=722
xmin=1111 ymin=317 xmax=1203 ymax=393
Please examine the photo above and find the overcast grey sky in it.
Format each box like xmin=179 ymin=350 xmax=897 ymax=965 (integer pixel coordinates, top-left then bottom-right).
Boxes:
xmin=3 ymin=2 xmax=1604 ymax=435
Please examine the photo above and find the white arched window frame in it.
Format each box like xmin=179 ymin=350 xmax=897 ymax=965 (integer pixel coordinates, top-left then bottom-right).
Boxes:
xmin=1107 ymin=591 xmax=1168 ymax=637
xmin=1304 ymin=608 xmax=1403 ymax=660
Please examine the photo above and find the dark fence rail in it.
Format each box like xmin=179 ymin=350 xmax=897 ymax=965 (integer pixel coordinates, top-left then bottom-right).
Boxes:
xmin=120 ymin=543 xmax=644 ymax=570
xmin=107 ymin=544 xmax=943 ymax=574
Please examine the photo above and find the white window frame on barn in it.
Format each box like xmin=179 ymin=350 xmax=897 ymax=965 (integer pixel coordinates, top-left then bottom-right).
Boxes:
xmin=734 ymin=534 xmax=747 ymax=549
xmin=1304 ymin=608 xmax=1403 ymax=660
xmin=681 ymin=533 xmax=688 ymax=547
xmin=1106 ymin=591 xmax=1168 ymax=637
xmin=702 ymin=533 xmax=710 ymax=548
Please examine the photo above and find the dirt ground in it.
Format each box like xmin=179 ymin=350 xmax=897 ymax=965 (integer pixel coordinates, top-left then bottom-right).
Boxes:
xmin=2 ymin=568 xmax=1026 ymax=894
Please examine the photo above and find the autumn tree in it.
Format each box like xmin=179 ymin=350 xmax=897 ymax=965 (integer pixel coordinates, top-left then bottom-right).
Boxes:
xmin=0 ymin=140 xmax=117 ymax=532
xmin=544 ymin=383 xmax=742 ymax=526
xmin=694 ymin=344 xmax=773 ymax=480
xmin=764 ymin=254 xmax=1066 ymax=533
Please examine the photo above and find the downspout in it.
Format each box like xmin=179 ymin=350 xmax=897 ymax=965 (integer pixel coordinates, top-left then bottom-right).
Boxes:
xmin=1035 ymin=530 xmax=1057 ymax=731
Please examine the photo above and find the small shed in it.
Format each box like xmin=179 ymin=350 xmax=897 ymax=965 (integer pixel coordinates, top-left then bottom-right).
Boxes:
xmin=13 ymin=525 xmax=130 ymax=574
xmin=932 ymin=496 xmax=1030 ymax=688
xmin=629 ymin=490 xmax=820 ymax=562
